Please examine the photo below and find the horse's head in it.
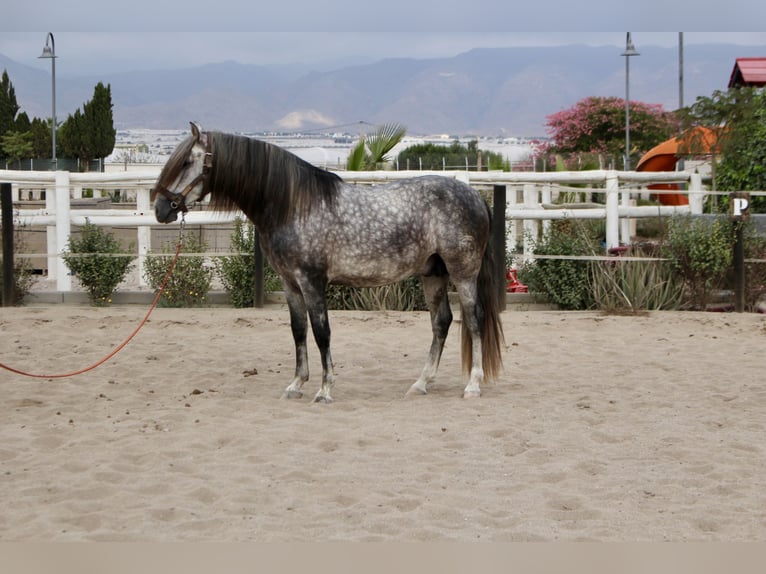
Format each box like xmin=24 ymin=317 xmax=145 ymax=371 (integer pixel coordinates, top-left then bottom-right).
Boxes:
xmin=152 ymin=122 xmax=213 ymax=223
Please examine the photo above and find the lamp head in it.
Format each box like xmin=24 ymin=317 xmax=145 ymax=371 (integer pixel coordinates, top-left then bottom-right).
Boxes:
xmin=621 ymin=32 xmax=640 ymax=57
xmin=39 ymin=33 xmax=56 ymax=59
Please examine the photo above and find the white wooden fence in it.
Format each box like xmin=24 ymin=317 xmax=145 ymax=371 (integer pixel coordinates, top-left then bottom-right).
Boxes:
xmin=1 ymin=168 xmax=704 ymax=292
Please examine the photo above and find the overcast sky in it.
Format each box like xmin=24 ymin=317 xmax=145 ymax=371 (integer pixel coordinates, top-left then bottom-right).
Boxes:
xmin=3 ymin=0 xmax=766 ymax=76
xmin=5 ymin=0 xmax=765 ymax=31
xmin=3 ymin=32 xmax=766 ymax=78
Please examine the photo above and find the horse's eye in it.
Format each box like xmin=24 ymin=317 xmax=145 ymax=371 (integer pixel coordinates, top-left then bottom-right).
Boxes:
xmin=183 ymin=160 xmax=192 ymax=168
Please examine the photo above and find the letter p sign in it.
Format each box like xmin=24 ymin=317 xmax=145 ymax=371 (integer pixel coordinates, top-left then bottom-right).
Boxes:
xmin=730 ymin=192 xmax=750 ymax=221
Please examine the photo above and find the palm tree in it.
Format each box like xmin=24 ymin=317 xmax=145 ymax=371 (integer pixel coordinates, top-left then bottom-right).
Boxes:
xmin=346 ymin=122 xmax=406 ymax=170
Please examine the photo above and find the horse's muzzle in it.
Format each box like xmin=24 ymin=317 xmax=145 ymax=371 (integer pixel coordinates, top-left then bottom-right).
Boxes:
xmin=155 ymin=198 xmax=179 ymax=223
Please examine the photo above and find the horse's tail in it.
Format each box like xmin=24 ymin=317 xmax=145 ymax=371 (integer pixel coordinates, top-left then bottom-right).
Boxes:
xmin=461 ymin=205 xmax=505 ymax=381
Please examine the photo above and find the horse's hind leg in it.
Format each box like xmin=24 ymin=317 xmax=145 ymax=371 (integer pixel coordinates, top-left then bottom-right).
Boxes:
xmin=454 ymin=279 xmax=484 ymax=399
xmin=408 ymin=274 xmax=452 ymax=396
xmin=282 ymin=286 xmax=310 ymax=399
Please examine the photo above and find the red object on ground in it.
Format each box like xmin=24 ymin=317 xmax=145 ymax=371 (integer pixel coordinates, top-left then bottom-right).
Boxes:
xmin=506 ymin=269 xmax=528 ymax=293
xmin=608 ymin=245 xmax=629 ymax=256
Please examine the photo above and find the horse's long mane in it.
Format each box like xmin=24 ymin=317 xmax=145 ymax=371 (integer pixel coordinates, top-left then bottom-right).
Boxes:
xmin=207 ymin=132 xmax=342 ymax=226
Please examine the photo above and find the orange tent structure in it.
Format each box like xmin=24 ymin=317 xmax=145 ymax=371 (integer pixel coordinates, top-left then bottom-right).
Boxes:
xmin=636 ymin=126 xmax=716 ymax=206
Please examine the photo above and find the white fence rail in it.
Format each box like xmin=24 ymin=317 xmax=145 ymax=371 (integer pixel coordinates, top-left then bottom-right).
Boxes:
xmin=2 ymin=168 xmax=705 ymax=292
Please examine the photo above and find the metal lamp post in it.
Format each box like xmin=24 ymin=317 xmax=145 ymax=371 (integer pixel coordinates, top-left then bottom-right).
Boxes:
xmin=621 ymin=32 xmax=639 ymax=170
xmin=38 ymin=32 xmax=57 ymax=169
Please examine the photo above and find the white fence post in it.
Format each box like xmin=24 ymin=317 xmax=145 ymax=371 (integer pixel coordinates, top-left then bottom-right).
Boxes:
xmin=55 ymin=171 xmax=72 ymax=291
xmin=541 ymin=182 xmax=552 ymax=237
xmin=523 ymin=183 xmax=538 ymax=263
xmin=136 ymin=188 xmax=151 ymax=287
xmin=689 ymin=172 xmax=704 ymax=215
xmin=605 ymin=171 xmax=620 ymax=250
xmin=506 ymin=184 xmax=518 ymax=260
xmin=620 ymin=185 xmax=632 ymax=245
xmin=45 ymin=181 xmax=57 ymax=281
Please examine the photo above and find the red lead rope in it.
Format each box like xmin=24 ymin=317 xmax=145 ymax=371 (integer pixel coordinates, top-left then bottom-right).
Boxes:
xmin=0 ymin=236 xmax=183 ymax=379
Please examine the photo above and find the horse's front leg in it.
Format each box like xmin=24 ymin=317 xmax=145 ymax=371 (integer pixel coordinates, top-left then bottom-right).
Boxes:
xmin=303 ymin=285 xmax=336 ymax=404
xmin=282 ymin=286 xmax=310 ymax=399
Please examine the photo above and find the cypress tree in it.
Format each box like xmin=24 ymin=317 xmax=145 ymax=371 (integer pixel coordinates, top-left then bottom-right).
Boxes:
xmin=59 ymin=82 xmax=116 ymax=170
xmin=59 ymin=109 xmax=86 ymax=161
xmin=29 ymin=117 xmax=52 ymax=158
xmin=0 ymin=70 xmax=21 ymax=143
xmin=86 ymin=82 xmax=115 ymax=165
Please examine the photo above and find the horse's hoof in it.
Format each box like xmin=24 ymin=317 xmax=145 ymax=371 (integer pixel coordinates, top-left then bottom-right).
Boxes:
xmin=282 ymin=390 xmax=303 ymax=400
xmin=313 ymin=395 xmax=334 ymax=404
xmin=462 ymin=390 xmax=481 ymax=399
xmin=405 ymin=385 xmax=427 ymax=397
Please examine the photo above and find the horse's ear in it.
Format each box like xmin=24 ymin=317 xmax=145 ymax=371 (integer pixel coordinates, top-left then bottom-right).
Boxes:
xmin=190 ymin=122 xmax=203 ymax=141
xmin=190 ymin=121 xmax=208 ymax=147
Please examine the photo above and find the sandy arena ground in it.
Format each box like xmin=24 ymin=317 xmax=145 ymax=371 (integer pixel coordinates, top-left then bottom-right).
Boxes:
xmin=1 ymin=306 xmax=765 ymax=541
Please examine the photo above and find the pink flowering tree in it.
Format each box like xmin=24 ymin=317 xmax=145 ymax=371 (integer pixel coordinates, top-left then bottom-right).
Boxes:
xmin=541 ymin=96 xmax=678 ymax=170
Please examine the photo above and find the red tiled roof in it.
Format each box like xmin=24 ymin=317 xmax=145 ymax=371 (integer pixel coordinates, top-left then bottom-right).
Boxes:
xmin=728 ymin=57 xmax=766 ymax=87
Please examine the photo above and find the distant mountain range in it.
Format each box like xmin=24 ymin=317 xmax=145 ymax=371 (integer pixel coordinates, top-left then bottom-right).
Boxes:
xmin=1 ymin=43 xmax=764 ymax=137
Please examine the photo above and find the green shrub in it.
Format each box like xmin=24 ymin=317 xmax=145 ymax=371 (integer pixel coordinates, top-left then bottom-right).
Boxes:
xmin=589 ymin=258 xmax=683 ymax=313
xmin=214 ymin=218 xmax=281 ymax=308
xmin=662 ymin=215 xmax=734 ymax=310
xmin=326 ymin=276 xmax=427 ymax=311
xmin=517 ymin=220 xmax=600 ymax=310
xmin=63 ymin=220 xmax=135 ymax=305
xmin=144 ymin=233 xmax=213 ymax=307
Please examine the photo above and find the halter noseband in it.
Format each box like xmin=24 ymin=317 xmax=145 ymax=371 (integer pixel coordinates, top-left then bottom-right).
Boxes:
xmin=154 ymin=145 xmax=213 ymax=213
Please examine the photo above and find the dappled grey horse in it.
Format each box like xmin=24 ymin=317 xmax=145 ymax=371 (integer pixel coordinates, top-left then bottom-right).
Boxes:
xmin=153 ymin=123 xmax=503 ymax=402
